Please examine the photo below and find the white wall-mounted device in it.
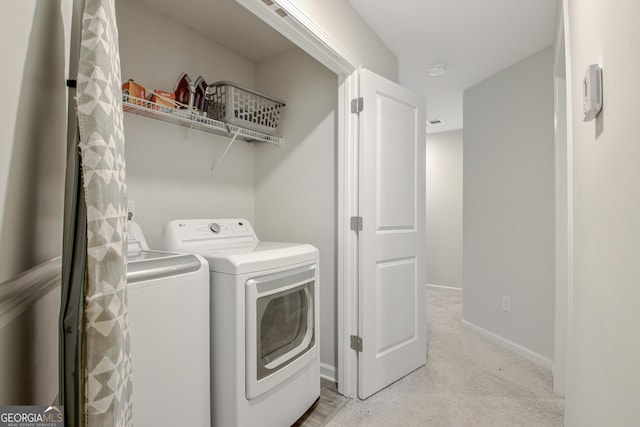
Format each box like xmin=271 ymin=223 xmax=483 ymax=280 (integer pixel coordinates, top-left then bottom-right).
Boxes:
xmin=583 ymin=64 xmax=603 ymax=121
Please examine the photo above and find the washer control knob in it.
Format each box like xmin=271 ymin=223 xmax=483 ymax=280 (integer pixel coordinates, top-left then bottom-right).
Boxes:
xmin=208 ymin=223 xmax=221 ymax=234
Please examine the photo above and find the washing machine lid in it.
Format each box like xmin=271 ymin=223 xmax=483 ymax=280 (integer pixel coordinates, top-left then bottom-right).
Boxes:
xmin=162 ymin=219 xmax=318 ymax=274
xmin=127 ymin=250 xmax=203 ymax=284
xmin=202 ymin=241 xmax=318 ymax=274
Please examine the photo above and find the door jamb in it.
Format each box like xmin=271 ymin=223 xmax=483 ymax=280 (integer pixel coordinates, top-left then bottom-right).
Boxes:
xmin=552 ymin=0 xmax=571 ymax=397
xmin=338 ymin=70 xmax=360 ymax=398
xmin=234 ymin=0 xmax=360 ymax=398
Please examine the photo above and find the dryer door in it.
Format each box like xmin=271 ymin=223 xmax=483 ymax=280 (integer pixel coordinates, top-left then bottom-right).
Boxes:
xmin=245 ymin=264 xmax=317 ymax=400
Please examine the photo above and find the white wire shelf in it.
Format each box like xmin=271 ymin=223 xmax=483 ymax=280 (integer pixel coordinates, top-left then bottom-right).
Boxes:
xmin=122 ymin=96 xmax=284 ymax=145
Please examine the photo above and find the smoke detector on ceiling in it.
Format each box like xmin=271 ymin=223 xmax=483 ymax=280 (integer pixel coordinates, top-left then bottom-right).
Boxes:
xmin=428 ymin=64 xmax=447 ymax=77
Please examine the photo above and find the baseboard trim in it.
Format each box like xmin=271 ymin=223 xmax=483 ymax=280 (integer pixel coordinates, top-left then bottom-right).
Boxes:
xmin=320 ymin=363 xmax=336 ymax=383
xmin=461 ymin=319 xmax=553 ymax=370
xmin=426 ymin=283 xmax=463 ymax=291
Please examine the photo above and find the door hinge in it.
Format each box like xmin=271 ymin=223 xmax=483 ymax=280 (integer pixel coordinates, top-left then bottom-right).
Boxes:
xmin=351 ymin=97 xmax=363 ymax=114
xmin=350 ymin=216 xmax=363 ymax=232
xmin=350 ymin=335 xmax=363 ymax=352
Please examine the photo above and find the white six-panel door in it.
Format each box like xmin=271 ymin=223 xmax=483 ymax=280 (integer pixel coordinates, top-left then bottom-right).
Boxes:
xmin=357 ymin=69 xmax=427 ymax=399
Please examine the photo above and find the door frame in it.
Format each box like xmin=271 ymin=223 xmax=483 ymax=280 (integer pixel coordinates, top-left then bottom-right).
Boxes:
xmin=234 ymin=0 xmax=360 ymax=397
xmin=552 ymin=0 xmax=571 ymax=397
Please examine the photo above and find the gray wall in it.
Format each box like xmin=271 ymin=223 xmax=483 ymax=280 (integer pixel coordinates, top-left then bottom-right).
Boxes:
xmin=0 ymin=280 xmax=61 ymax=405
xmin=564 ymin=0 xmax=640 ymax=425
xmin=463 ymin=46 xmax=555 ymax=362
xmin=0 ymin=0 xmax=71 ymax=404
xmin=254 ymin=50 xmax=338 ymax=378
xmin=426 ymin=130 xmax=463 ymax=288
xmin=118 ymin=0 xmax=258 ymax=248
xmin=0 ymin=0 xmax=67 ymax=282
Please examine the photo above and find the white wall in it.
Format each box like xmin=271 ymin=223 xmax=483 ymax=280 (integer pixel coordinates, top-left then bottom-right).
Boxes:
xmin=463 ymin=46 xmax=555 ymax=364
xmin=117 ymin=0 xmax=258 ymax=248
xmin=426 ymin=130 xmax=463 ymax=289
xmin=564 ymin=0 xmax=640 ymax=425
xmin=254 ymin=49 xmax=338 ymax=377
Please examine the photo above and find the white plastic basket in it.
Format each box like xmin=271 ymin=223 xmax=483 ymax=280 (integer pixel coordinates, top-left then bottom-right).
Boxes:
xmin=208 ymin=81 xmax=285 ymax=135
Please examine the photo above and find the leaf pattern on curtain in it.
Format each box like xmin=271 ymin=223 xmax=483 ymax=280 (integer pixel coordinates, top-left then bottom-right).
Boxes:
xmin=76 ymin=0 xmax=132 ymax=425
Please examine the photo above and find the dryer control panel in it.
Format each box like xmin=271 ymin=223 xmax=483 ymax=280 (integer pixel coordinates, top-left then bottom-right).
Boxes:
xmin=206 ymin=220 xmax=252 ymax=236
xmin=163 ymin=218 xmax=258 ymax=251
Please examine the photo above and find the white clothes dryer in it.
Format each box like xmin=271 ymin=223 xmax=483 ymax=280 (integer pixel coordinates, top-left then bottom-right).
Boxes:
xmin=162 ymin=219 xmax=320 ymax=427
xmin=127 ymin=221 xmax=210 ymax=426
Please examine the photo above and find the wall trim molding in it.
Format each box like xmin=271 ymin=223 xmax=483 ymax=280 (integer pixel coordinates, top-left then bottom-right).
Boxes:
xmin=320 ymin=362 xmax=336 ymax=383
xmin=426 ymin=283 xmax=462 ymax=291
xmin=461 ymin=319 xmax=553 ymax=371
xmin=0 ymin=257 xmax=62 ymax=328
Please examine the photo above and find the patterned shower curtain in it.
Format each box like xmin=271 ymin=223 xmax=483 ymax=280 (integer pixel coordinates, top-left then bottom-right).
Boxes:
xmin=61 ymin=0 xmax=132 ymax=425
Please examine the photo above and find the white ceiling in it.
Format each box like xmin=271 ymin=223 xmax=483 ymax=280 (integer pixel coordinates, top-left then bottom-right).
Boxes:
xmin=133 ymin=0 xmax=558 ymax=134
xmin=348 ymin=0 xmax=559 ymax=133
xmin=133 ymin=0 xmax=296 ymax=63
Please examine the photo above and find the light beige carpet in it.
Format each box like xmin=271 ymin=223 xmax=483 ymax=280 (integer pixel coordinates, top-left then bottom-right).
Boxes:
xmin=325 ymin=287 xmax=564 ymax=427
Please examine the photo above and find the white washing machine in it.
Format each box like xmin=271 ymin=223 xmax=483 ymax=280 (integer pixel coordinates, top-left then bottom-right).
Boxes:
xmin=162 ymin=218 xmax=320 ymax=427
xmin=127 ymin=221 xmax=210 ymax=426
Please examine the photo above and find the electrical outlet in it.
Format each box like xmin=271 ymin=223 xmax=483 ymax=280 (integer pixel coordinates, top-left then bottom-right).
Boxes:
xmin=502 ymin=296 xmax=511 ymax=313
